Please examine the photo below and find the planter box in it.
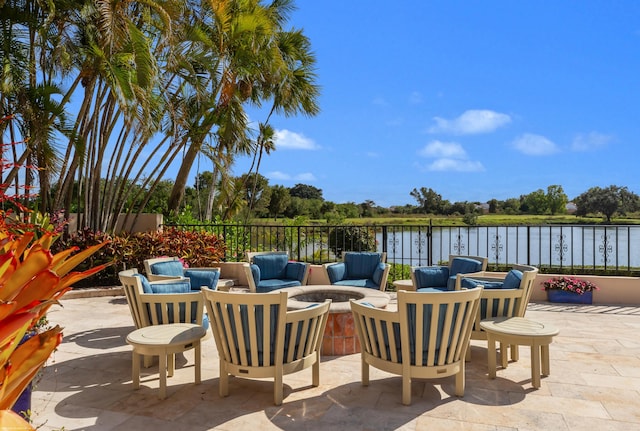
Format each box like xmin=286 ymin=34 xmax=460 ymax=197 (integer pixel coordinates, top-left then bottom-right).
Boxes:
xmin=547 ymin=289 xmax=593 ymax=304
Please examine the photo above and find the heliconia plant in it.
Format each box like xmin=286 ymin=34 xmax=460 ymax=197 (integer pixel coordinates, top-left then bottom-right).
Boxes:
xmin=0 ymin=214 xmax=110 ymax=429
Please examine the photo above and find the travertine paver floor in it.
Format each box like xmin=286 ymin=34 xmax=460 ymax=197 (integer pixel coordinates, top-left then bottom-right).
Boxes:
xmin=30 ymin=293 xmax=640 ymax=431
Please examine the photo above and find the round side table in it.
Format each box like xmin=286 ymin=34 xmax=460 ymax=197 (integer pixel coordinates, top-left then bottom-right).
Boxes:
xmin=127 ymin=323 xmax=206 ymax=399
xmin=480 ymin=317 xmax=559 ymax=389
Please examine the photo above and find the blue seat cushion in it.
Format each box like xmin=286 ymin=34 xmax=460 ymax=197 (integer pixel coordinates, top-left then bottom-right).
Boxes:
xmin=184 ymin=269 xmax=220 ymax=291
xmin=256 ymin=279 xmax=302 ymax=293
xmin=449 ymin=257 xmax=483 ymax=276
xmin=253 ymin=254 xmax=288 ymax=280
xmin=413 ymin=266 xmax=449 ymax=289
xmin=417 ymin=287 xmax=448 ymax=293
xmin=150 ymin=260 xmax=185 ymax=277
xmin=334 ymin=279 xmax=380 ymax=289
xmin=344 ymin=252 xmax=381 ymax=279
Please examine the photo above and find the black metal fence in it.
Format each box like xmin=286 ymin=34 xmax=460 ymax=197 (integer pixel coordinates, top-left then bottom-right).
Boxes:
xmin=166 ymin=223 xmax=640 ymax=278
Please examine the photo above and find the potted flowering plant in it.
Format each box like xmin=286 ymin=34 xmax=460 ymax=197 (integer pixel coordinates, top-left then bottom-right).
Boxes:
xmin=543 ymin=276 xmax=599 ymax=304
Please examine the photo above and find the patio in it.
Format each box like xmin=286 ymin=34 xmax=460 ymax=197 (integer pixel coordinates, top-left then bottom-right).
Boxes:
xmin=31 ymin=292 xmax=640 ymax=431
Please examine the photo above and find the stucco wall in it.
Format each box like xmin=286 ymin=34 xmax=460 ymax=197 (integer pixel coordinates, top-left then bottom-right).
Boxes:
xmin=530 ymin=273 xmax=640 ymax=305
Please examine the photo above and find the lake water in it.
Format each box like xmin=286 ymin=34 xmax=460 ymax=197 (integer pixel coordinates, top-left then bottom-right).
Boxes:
xmin=379 ymin=225 xmax=640 ymax=270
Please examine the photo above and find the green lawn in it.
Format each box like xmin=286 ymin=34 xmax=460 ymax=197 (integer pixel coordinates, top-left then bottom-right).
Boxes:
xmin=341 ymin=214 xmax=640 ymax=226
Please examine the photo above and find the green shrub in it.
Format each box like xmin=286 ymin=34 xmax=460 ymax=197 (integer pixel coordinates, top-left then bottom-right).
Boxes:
xmin=328 ymin=225 xmax=377 ymax=257
xmin=52 ymin=227 xmax=227 ymax=287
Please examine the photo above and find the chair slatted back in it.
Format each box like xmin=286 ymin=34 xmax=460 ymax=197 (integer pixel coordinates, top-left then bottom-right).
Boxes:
xmin=398 ymin=289 xmax=481 ymax=367
xmin=351 ymin=302 xmax=401 ymax=363
xmin=119 ymin=269 xmax=146 ymax=329
xmin=139 ymin=291 xmax=204 ymax=326
xmin=202 ymin=288 xmax=330 ymax=368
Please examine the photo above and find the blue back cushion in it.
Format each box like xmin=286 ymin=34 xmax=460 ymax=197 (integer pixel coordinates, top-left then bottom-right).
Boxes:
xmin=184 ymin=269 xmax=220 ymax=291
xmin=414 ymin=267 xmax=449 ymax=288
xmin=253 ymin=254 xmax=288 ymax=280
xmin=345 ymin=252 xmax=381 ymax=279
xmin=449 ymin=257 xmax=483 ymax=276
xmin=134 ymin=273 xmax=190 ymax=293
xmin=503 ymin=270 xmax=523 ymax=289
xmin=151 ymin=260 xmax=184 ymax=277
xmin=285 ymin=262 xmax=307 ymax=282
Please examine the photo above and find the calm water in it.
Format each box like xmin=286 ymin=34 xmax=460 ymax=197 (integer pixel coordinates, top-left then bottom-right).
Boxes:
xmin=379 ymin=225 xmax=640 ymax=270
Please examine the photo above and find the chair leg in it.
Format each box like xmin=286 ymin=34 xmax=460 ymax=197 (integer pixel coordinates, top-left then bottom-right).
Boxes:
xmin=194 ymin=342 xmax=201 ymax=385
xmin=312 ymin=358 xmax=320 ymax=387
xmin=274 ymin=372 xmax=283 ymax=406
xmin=219 ymin=360 xmax=229 ymax=397
xmin=361 ymin=357 xmax=370 ymax=386
xmin=455 ymin=362 xmax=465 ymax=397
xmin=402 ymin=374 xmax=411 ymax=406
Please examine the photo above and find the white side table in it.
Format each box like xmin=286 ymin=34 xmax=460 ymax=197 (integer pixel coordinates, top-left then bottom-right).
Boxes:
xmin=127 ymin=323 xmax=206 ymax=399
xmin=480 ymin=317 xmax=559 ymax=389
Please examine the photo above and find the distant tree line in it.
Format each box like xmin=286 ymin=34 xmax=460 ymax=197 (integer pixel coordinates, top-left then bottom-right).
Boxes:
xmin=140 ymin=174 xmax=639 ymax=224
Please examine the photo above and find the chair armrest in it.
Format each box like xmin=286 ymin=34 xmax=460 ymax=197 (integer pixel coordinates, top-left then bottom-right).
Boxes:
xmin=242 ymin=262 xmax=259 ymax=293
xmin=147 ymin=274 xmax=182 ymax=282
xmin=325 ymin=262 xmax=346 ymax=283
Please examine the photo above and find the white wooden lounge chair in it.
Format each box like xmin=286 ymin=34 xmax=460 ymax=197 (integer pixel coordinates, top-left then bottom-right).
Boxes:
xmin=351 ymin=288 xmax=482 ymax=405
xmin=119 ymin=268 xmax=206 ymax=370
xmin=202 ymin=288 xmax=330 ymax=405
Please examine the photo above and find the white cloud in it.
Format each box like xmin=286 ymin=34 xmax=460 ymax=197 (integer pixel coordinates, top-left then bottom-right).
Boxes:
xmin=275 ymin=129 xmax=319 ymax=150
xmin=427 ymin=159 xmax=485 ymax=172
xmin=267 ymin=171 xmax=317 ymax=182
xmin=571 ymin=132 xmax=612 ymax=151
xmin=428 ymin=109 xmax=512 ymax=135
xmin=418 ymin=140 xmax=467 ymax=159
xmin=268 ymin=171 xmax=290 ymax=180
xmin=512 ymin=133 xmax=559 ymax=155
xmin=417 ymin=140 xmax=484 ymax=172
xmin=366 ymin=151 xmax=379 ymax=158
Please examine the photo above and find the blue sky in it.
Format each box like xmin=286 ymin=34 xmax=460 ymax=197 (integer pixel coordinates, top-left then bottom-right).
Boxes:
xmin=226 ymin=1 xmax=640 ymax=207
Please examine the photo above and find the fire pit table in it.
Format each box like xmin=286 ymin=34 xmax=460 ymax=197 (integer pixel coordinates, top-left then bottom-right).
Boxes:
xmin=281 ymin=285 xmax=390 ymax=356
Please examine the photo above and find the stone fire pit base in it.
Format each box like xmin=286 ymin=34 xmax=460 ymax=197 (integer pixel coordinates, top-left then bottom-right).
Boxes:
xmin=282 ymin=285 xmax=390 ymax=356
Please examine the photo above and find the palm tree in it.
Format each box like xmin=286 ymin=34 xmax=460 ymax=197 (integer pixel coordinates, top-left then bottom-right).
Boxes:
xmin=167 ymin=0 xmax=320 ymax=217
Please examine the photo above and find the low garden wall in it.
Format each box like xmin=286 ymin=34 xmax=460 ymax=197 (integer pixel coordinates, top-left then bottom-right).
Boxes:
xmin=530 ymin=273 xmax=640 ymax=305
